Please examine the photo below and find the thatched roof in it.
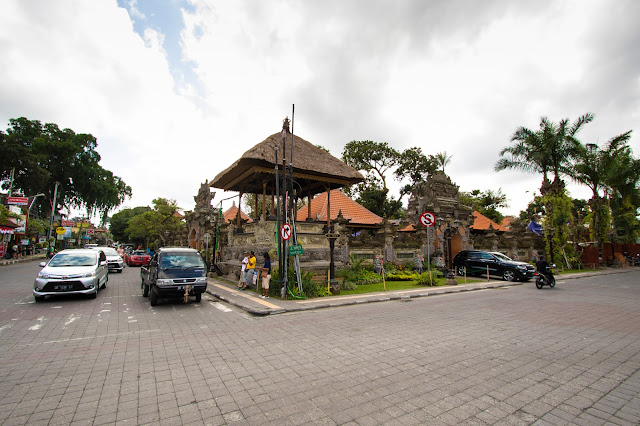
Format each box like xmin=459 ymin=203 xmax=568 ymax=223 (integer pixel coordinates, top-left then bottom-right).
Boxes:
xmin=210 ymin=120 xmax=364 ymax=197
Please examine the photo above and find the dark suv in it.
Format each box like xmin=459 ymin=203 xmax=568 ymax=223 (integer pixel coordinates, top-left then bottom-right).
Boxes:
xmin=141 ymin=248 xmax=207 ymax=306
xmin=452 ymin=250 xmax=535 ymax=282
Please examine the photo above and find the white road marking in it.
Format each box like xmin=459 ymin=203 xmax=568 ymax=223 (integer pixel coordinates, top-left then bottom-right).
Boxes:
xmin=210 ymin=301 xmax=233 ymax=312
xmin=64 ymin=315 xmax=79 ymax=328
xmin=29 ymin=316 xmax=45 ymax=331
xmin=0 ymin=324 xmax=11 ymax=334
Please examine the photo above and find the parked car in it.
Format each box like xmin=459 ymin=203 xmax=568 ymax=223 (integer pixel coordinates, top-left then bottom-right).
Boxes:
xmin=89 ymin=246 xmax=124 ymax=273
xmin=141 ymin=247 xmax=207 ymax=306
xmin=452 ymin=250 xmax=535 ymax=282
xmin=127 ymin=250 xmax=151 ymax=266
xmin=33 ymin=249 xmax=108 ymax=302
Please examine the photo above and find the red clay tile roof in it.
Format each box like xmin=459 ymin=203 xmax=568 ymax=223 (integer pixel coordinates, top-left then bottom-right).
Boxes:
xmin=296 ymin=190 xmax=382 ymax=226
xmin=501 ymin=216 xmax=516 ymax=229
xmin=223 ymin=204 xmax=252 ymax=223
xmin=470 ymin=211 xmax=508 ymax=231
xmin=399 ymin=223 xmax=416 ymax=232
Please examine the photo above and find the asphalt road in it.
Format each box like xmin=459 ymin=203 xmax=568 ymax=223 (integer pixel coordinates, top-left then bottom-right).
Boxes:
xmin=1 ymin=262 xmax=639 ymax=425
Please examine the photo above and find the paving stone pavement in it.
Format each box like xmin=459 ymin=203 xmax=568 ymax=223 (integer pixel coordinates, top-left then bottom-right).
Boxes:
xmin=0 ymin=262 xmax=639 ymax=425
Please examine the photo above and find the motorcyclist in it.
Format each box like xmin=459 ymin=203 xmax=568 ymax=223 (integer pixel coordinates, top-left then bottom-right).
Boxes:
xmin=535 ymin=255 xmax=554 ymax=284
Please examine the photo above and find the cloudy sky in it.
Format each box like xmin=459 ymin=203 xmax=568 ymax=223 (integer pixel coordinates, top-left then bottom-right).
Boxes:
xmin=1 ymin=0 xmax=638 ymax=220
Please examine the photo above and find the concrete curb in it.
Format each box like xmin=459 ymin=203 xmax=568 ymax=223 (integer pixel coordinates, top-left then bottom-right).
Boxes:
xmin=0 ymin=254 xmax=47 ymax=267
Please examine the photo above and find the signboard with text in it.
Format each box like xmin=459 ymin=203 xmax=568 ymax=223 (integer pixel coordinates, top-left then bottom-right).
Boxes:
xmin=7 ymin=197 xmax=28 ymax=206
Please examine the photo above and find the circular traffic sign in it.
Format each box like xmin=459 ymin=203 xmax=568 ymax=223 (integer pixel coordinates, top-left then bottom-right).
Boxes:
xmin=419 ymin=211 xmax=436 ymax=228
xmin=56 ymin=227 xmax=66 ymax=235
xmin=280 ymin=223 xmax=292 ymax=240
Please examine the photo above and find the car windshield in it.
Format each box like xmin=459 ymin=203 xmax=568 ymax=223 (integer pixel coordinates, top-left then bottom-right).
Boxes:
xmin=133 ymin=250 xmax=148 ymax=256
xmin=49 ymin=253 xmax=97 ymax=267
xmin=492 ymin=252 xmax=512 ymax=261
xmin=160 ymin=253 xmax=205 ymax=269
xmin=96 ymin=247 xmax=118 ymax=256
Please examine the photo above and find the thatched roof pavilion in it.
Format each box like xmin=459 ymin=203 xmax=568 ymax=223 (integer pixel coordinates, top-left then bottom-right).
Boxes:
xmin=210 ymin=118 xmax=363 ymax=198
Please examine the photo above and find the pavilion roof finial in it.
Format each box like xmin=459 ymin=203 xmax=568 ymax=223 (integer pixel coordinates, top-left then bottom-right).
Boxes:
xmin=282 ymin=116 xmax=290 ymax=133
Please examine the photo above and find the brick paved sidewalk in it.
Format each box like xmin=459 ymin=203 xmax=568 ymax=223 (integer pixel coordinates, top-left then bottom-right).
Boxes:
xmin=207 ymin=267 xmax=637 ymax=316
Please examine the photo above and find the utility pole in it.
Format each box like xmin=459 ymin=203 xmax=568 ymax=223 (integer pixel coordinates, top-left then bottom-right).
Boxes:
xmin=47 ymin=182 xmax=59 ymax=241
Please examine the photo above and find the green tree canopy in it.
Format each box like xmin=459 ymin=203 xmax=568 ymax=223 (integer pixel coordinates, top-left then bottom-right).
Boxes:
xmin=342 ymin=140 xmax=402 ymax=218
xmin=110 ymin=206 xmax=151 ymax=243
xmin=460 ymin=189 xmax=509 ymax=223
xmin=394 ymin=147 xmax=438 ymax=199
xmin=0 ymin=117 xmax=132 ymax=220
xmin=126 ymin=198 xmax=184 ymax=247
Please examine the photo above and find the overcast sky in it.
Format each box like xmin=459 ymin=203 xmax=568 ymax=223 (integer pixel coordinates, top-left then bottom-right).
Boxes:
xmin=1 ymin=0 xmax=638 ymax=220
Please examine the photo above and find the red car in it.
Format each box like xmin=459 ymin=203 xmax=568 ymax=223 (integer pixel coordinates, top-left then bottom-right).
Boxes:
xmin=127 ymin=250 xmax=151 ymax=266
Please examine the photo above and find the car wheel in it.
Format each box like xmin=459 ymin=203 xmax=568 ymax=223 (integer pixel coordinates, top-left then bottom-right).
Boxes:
xmin=502 ymin=269 xmax=516 ymax=282
xmin=34 ymin=295 xmax=45 ymax=302
xmin=456 ymin=265 xmax=466 ymax=276
xmin=142 ymin=284 xmax=149 ymax=297
xmin=195 ymin=293 xmax=201 ymax=303
xmin=150 ymin=287 xmax=158 ymax=306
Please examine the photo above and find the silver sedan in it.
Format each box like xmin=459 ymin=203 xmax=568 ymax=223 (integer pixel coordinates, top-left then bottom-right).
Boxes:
xmin=33 ymin=249 xmax=108 ymax=302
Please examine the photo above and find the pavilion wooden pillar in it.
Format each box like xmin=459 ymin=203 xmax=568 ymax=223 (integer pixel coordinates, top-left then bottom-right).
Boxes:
xmin=262 ymin=181 xmax=267 ymax=221
xmin=237 ymin=191 xmax=243 ymax=229
xmin=308 ymin=190 xmax=312 ymax=219
xmin=326 ymin=186 xmax=331 ymax=228
xmin=254 ymin=193 xmax=259 ymax=221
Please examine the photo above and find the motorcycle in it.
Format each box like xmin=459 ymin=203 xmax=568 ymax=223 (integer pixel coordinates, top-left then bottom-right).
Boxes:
xmin=535 ymin=264 xmax=555 ymax=289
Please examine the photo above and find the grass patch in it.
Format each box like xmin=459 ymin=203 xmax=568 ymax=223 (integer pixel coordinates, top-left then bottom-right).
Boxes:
xmin=339 ymin=280 xmax=426 ymax=295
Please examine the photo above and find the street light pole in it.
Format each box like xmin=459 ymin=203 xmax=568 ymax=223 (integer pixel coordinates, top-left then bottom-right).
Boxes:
xmin=47 ymin=182 xmax=59 ymax=241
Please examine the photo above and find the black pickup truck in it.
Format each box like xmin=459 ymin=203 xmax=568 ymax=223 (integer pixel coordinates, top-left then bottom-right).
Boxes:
xmin=141 ymin=247 xmax=208 ymax=306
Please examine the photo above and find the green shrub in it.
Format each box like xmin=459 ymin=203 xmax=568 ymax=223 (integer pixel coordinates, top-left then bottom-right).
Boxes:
xmin=385 ymin=273 xmax=415 ymax=281
xmin=415 ymin=272 xmax=443 ymax=286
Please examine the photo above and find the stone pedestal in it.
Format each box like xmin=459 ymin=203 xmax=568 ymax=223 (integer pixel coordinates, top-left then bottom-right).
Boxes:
xmin=329 ymin=279 xmax=341 ymax=295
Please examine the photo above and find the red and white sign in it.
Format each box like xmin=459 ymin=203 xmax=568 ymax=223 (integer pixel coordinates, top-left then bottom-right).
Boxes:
xmin=280 ymin=223 xmax=292 ymax=240
xmin=7 ymin=197 xmax=28 ymax=206
xmin=87 ymin=229 xmax=95 ymax=235
xmin=61 ymin=220 xmax=75 ymax=227
xmin=419 ymin=211 xmax=436 ymax=228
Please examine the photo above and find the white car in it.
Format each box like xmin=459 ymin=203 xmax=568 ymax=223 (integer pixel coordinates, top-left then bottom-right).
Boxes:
xmin=90 ymin=246 xmax=125 ymax=273
xmin=34 ymin=249 xmax=108 ymax=302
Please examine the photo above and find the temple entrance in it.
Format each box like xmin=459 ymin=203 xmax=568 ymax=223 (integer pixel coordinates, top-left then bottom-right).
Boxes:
xmin=189 ymin=228 xmax=198 ymax=249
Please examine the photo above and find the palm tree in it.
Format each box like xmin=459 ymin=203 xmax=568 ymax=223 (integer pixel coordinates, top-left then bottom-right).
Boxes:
xmin=568 ymin=130 xmax=632 ymax=246
xmin=496 ymin=114 xmax=594 ymax=195
xmin=434 ymin=152 xmax=452 ymax=173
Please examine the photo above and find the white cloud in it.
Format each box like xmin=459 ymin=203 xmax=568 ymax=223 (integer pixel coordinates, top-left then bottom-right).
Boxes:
xmin=1 ymin=0 xmax=638 ymax=223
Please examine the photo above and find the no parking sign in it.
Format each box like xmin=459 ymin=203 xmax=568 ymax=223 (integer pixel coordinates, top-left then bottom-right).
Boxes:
xmin=419 ymin=211 xmax=436 ymax=227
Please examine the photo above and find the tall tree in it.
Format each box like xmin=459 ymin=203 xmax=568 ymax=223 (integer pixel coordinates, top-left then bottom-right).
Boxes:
xmin=126 ymin=198 xmax=184 ymax=247
xmin=110 ymin=206 xmax=152 ymax=243
xmin=460 ymin=189 xmax=509 ymax=224
xmin=495 ymin=113 xmax=594 ymax=195
xmin=434 ymin=152 xmax=452 ymax=173
xmin=0 ymin=117 xmax=132 ymax=220
xmin=568 ymin=130 xmax=633 ymax=246
xmin=496 ymin=114 xmax=593 ymax=264
xmin=342 ymin=140 xmax=401 ymax=218
xmin=394 ymin=147 xmax=438 ymax=199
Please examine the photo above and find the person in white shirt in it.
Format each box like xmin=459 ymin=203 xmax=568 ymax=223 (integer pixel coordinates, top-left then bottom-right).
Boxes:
xmin=239 ymin=251 xmax=249 ymax=289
